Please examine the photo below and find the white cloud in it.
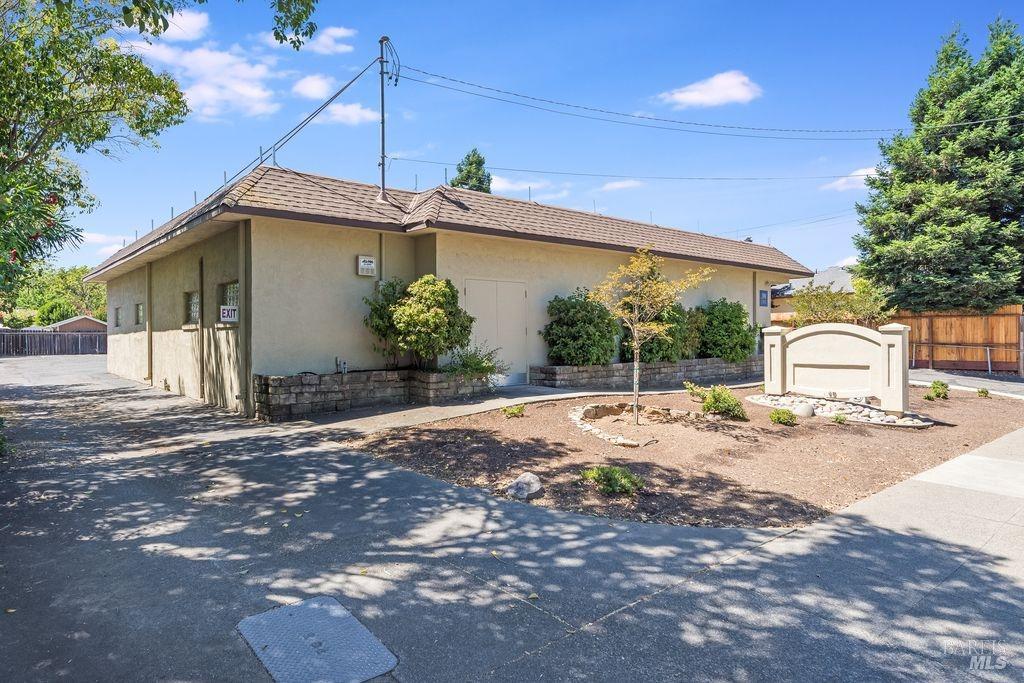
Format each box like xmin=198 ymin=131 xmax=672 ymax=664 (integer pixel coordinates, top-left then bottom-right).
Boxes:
xmin=83 ymin=232 xmax=129 ymax=245
xmin=125 ymin=40 xmax=280 ymax=119
xmin=97 ymin=244 xmax=125 ymax=257
xmin=161 ymin=10 xmax=209 ymax=42
xmin=491 ymin=176 xmax=550 ymax=193
xmin=657 ymin=70 xmax=763 ymax=109
xmin=820 ymin=167 xmax=876 ymax=191
xmin=318 ymin=102 xmax=378 ymax=125
xmin=833 ymin=255 xmax=858 ymax=267
xmin=534 ymin=189 xmax=570 ymax=201
xmin=292 ymin=74 xmax=335 ymax=99
xmin=306 ymin=26 xmax=357 ymax=55
xmin=598 ymin=179 xmax=643 ymax=192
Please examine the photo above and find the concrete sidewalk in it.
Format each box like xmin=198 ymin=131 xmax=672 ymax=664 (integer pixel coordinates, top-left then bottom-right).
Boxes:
xmin=2 ymin=356 xmax=1023 ymax=681
xmin=911 ymin=367 xmax=1024 ymax=398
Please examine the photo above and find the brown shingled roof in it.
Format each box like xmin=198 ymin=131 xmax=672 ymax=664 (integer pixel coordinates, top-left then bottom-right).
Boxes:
xmin=88 ymin=165 xmax=811 ymax=280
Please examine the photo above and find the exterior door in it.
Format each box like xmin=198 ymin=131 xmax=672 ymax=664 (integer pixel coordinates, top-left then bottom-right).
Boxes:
xmin=465 ymin=279 xmax=528 ymax=385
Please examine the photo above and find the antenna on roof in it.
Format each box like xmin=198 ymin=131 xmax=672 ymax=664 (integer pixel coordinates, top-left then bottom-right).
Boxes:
xmin=592 ymin=199 xmax=597 ymax=213
xmin=193 ymin=190 xmax=197 ymax=205
xmin=414 ymin=173 xmax=418 ymax=191
xmin=528 ymin=186 xmax=531 ymax=202
xmin=151 ymin=219 xmax=154 ymax=229
xmin=649 ymin=210 xmax=654 ymax=224
xmin=444 ymin=168 xmax=448 ymax=184
xmin=170 ymin=206 xmax=174 ymax=218
xmin=135 ymin=230 xmax=138 ymax=240
xmin=224 ymin=170 xmax=227 ymax=183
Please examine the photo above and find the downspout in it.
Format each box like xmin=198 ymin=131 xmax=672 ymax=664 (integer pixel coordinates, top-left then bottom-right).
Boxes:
xmin=239 ymin=220 xmax=253 ymax=417
xmin=146 ymin=262 xmax=153 ymax=383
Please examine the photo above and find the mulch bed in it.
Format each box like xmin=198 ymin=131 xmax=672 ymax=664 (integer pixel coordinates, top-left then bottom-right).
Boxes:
xmin=337 ymin=387 xmax=1024 ymax=528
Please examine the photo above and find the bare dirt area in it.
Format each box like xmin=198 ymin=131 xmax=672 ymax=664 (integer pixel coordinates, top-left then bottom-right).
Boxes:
xmin=339 ymin=387 xmax=1024 ymax=528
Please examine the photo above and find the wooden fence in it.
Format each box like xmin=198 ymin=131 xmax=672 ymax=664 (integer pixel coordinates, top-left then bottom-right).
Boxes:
xmin=0 ymin=330 xmax=107 ymax=356
xmin=889 ymin=305 xmax=1023 ymax=374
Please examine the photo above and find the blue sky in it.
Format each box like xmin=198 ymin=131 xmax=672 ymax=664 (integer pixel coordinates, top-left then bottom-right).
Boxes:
xmin=59 ymin=0 xmax=1024 ymax=272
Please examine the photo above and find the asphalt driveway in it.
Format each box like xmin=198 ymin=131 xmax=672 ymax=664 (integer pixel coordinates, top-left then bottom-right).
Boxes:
xmin=2 ymin=356 xmax=1023 ymax=681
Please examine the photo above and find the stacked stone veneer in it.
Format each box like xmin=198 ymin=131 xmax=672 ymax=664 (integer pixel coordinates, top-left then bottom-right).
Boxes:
xmin=253 ymin=369 xmax=492 ymax=422
xmin=529 ymin=356 xmax=763 ymax=389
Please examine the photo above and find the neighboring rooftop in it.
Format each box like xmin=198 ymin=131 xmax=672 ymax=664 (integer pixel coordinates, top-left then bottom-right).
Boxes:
xmin=88 ymin=165 xmax=812 ymax=281
xmin=771 ymin=264 xmax=855 ymax=298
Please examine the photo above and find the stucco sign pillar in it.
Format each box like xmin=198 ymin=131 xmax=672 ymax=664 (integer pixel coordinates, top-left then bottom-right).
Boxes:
xmin=762 ymin=326 xmax=791 ymax=395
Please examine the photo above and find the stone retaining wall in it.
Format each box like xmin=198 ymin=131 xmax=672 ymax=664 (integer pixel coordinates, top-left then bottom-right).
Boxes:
xmin=253 ymin=369 xmax=492 ymax=422
xmin=529 ymin=356 xmax=763 ymax=389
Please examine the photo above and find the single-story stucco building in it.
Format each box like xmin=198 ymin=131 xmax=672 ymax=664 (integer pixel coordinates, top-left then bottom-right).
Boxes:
xmin=86 ymin=165 xmax=811 ymax=417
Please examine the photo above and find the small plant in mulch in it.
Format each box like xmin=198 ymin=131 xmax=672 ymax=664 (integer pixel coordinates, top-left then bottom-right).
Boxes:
xmin=769 ymin=408 xmax=798 ymax=426
xmin=977 ymin=388 xmax=990 ymax=398
xmin=580 ymin=465 xmax=644 ymax=496
xmin=692 ymin=384 xmax=747 ymax=420
xmin=832 ymin=413 xmax=848 ymax=424
xmin=929 ymin=380 xmax=950 ymax=400
xmin=501 ymin=404 xmax=526 ymax=419
xmin=923 ymin=393 xmax=935 ymax=401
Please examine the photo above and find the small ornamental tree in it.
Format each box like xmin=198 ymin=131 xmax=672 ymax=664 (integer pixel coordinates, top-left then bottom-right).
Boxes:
xmin=699 ymin=299 xmax=757 ymax=363
xmin=362 ymin=277 xmax=407 ymax=369
xmin=541 ymin=288 xmax=618 ymax=366
xmin=449 ymin=148 xmax=492 ymax=193
xmin=392 ymin=275 xmax=474 ymax=368
xmin=590 ymin=248 xmax=711 ymax=424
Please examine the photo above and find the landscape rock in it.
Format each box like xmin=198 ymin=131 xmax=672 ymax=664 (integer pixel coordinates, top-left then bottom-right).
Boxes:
xmin=791 ymin=404 xmax=815 ymax=418
xmin=507 ymin=472 xmax=544 ymax=500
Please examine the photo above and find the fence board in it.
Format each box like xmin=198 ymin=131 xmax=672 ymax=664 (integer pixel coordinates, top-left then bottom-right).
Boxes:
xmin=889 ymin=305 xmax=1022 ymax=374
xmin=0 ymin=330 xmax=107 ymax=356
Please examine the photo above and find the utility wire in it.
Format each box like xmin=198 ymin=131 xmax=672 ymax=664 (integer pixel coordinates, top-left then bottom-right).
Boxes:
xmin=390 ymin=156 xmax=874 ymax=182
xmin=404 ymin=65 xmax=1024 ymax=136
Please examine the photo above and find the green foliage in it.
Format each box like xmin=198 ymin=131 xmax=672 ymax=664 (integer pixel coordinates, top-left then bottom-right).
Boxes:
xmin=698 ymin=299 xmax=757 ymax=363
xmin=832 ymin=413 xmax=848 ymax=424
xmin=1 ymin=309 xmax=36 ymax=328
xmin=978 ymin=387 xmax=991 ymax=398
xmin=1 ymin=1 xmax=187 ymax=299
xmin=792 ymin=277 xmax=896 ymax=327
xmin=500 ymin=404 xmax=526 ymax=419
xmin=854 ymin=20 xmax=1024 ymax=311
xmin=580 ymin=465 xmax=644 ymax=496
xmin=4 ymin=263 xmax=106 ymax=320
xmin=683 ymin=380 xmax=707 ymax=400
xmin=924 ymin=392 xmax=936 ymax=401
xmin=620 ymin=304 xmax=706 ymax=362
xmin=392 ymin=275 xmax=474 ymax=367
xmin=930 ymin=380 xmax=949 ymax=399
xmin=699 ymin=384 xmax=747 ymax=420
xmin=541 ymin=288 xmax=617 ymax=366
xmin=442 ymin=344 xmax=509 ymax=379
xmin=769 ymin=408 xmax=798 ymax=426
xmin=362 ymin=278 xmax=407 ymax=369
xmin=449 ymin=148 xmax=492 ymax=193
xmin=36 ymin=298 xmax=77 ymax=326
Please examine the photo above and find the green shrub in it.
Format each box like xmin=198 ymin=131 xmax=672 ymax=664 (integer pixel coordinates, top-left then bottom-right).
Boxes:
xmin=362 ymin=278 xmax=407 ymax=368
xmin=832 ymin=413 xmax=848 ymax=424
xmin=923 ymin=392 xmax=936 ymax=401
xmin=683 ymin=380 xmax=707 ymax=400
xmin=700 ymin=385 xmax=747 ymax=420
xmin=541 ymin=288 xmax=618 ymax=366
xmin=930 ymin=380 xmax=949 ymax=400
xmin=620 ymin=304 xmax=706 ymax=363
xmin=699 ymin=299 xmax=758 ymax=363
xmin=37 ymin=298 xmax=77 ymax=326
xmin=442 ymin=344 xmax=509 ymax=379
xmin=580 ymin=465 xmax=644 ymax=496
xmin=500 ymin=404 xmax=526 ymax=418
xmin=978 ymin=387 xmax=990 ymax=398
xmin=769 ymin=408 xmax=798 ymax=426
xmin=392 ymin=275 xmax=474 ymax=368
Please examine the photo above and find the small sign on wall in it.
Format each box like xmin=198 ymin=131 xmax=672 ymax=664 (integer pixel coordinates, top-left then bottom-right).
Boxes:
xmin=357 ymin=255 xmax=377 ymax=277
xmin=759 ymin=290 xmax=769 ymax=307
xmin=219 ymin=305 xmax=239 ymax=323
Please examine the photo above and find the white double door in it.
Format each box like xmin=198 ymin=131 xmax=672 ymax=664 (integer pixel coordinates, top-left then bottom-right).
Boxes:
xmin=464 ymin=278 xmax=528 ymax=385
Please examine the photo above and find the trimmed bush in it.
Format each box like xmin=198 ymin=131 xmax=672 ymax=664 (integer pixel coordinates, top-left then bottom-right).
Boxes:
xmin=392 ymin=275 xmax=474 ymax=368
xmin=501 ymin=404 xmax=526 ymax=418
xmin=978 ymin=387 xmax=990 ymax=398
xmin=442 ymin=344 xmax=509 ymax=379
xmin=930 ymin=380 xmax=949 ymax=400
xmin=699 ymin=298 xmax=757 ymax=363
xmin=769 ymin=408 xmax=798 ymax=426
xmin=580 ymin=465 xmax=644 ymax=496
xmin=541 ymin=288 xmax=618 ymax=366
xmin=620 ymin=304 xmax=706 ymax=363
xmin=362 ymin=277 xmax=407 ymax=369
xmin=697 ymin=384 xmax=747 ymax=420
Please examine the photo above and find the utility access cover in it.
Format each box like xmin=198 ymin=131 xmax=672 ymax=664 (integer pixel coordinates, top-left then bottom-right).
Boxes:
xmin=237 ymin=596 xmax=397 ymax=683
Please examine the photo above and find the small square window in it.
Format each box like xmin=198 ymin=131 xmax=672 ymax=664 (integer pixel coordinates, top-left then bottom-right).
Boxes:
xmin=220 ymin=281 xmax=239 ymax=307
xmin=114 ymin=307 xmax=122 ymax=328
xmin=184 ymin=291 xmax=200 ymax=324
xmin=134 ymin=303 xmax=145 ymax=326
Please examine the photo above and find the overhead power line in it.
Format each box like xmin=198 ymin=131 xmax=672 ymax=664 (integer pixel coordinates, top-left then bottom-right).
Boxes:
xmin=403 ymin=65 xmax=1024 ymax=140
xmin=390 ymin=156 xmax=874 ymax=182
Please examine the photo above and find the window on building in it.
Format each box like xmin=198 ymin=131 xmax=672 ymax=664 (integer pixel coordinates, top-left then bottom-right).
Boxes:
xmin=134 ymin=303 xmax=145 ymax=326
xmin=114 ymin=307 xmax=122 ymax=327
xmin=184 ymin=291 xmax=200 ymax=324
xmin=220 ymin=281 xmax=239 ymax=307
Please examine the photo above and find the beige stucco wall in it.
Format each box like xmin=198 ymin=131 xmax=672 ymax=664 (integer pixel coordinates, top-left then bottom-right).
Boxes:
xmin=106 ymin=265 xmax=148 ymax=382
xmin=249 ymin=217 xmax=417 ymax=375
xmin=434 ymin=231 xmax=791 ymax=367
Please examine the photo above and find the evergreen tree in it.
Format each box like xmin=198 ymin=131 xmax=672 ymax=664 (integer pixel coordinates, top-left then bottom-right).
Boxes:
xmin=855 ymin=20 xmax=1024 ymax=312
xmin=449 ymin=148 xmax=492 ymax=193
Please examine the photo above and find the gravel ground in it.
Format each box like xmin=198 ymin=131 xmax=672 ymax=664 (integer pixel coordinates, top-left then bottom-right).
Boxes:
xmin=340 ymin=386 xmax=1024 ymax=528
